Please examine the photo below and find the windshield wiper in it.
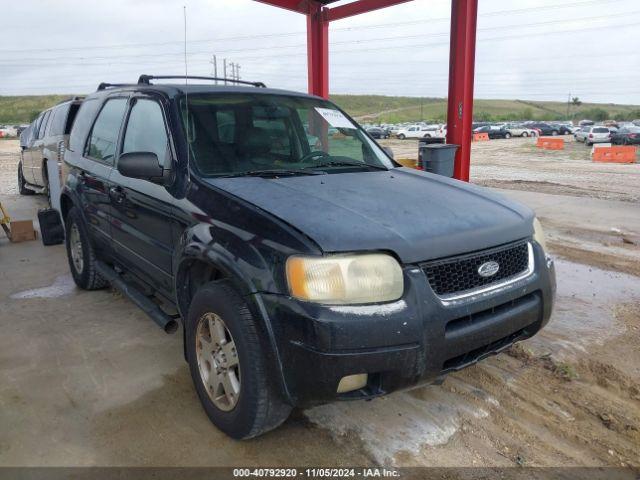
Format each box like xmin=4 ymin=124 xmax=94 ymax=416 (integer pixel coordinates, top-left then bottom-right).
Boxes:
xmin=216 ymin=168 xmax=325 ymax=178
xmin=304 ymin=160 xmax=388 ymax=171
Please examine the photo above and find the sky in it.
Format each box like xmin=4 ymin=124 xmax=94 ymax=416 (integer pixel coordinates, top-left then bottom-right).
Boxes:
xmin=1 ymin=0 xmax=639 ymax=103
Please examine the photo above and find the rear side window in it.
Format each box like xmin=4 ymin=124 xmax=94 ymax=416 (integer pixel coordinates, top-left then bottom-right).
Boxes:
xmin=86 ymin=98 xmax=128 ymax=164
xmin=122 ymin=99 xmax=169 ymax=165
xmin=69 ymin=98 xmax=101 ymax=152
xmin=37 ymin=110 xmax=51 ymax=139
xmin=65 ymin=103 xmax=81 ymax=134
xmin=48 ymin=103 xmax=70 ymax=136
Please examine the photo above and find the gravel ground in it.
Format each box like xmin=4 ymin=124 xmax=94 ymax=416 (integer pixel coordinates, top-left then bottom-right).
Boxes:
xmin=382 ymin=135 xmax=640 ymax=203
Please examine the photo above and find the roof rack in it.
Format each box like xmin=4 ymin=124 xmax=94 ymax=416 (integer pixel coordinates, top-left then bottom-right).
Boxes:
xmin=97 ymin=82 xmax=136 ymax=91
xmin=137 ymin=75 xmax=267 ymax=88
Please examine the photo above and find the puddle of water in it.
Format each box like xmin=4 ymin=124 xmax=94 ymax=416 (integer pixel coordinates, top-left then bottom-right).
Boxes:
xmin=10 ymin=274 xmax=76 ymax=299
xmin=305 ymin=386 xmax=490 ymax=465
xmin=544 ymin=259 xmax=640 ymax=350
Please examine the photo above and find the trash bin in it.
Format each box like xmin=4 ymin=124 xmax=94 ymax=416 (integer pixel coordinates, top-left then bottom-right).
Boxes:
xmin=418 ymin=143 xmax=458 ymax=177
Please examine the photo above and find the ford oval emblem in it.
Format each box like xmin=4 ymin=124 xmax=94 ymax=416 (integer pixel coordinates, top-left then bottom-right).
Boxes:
xmin=478 ymin=261 xmax=500 ymax=278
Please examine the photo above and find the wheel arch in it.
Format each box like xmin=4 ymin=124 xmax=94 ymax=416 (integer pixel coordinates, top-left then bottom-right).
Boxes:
xmin=176 ymin=255 xmax=293 ymax=403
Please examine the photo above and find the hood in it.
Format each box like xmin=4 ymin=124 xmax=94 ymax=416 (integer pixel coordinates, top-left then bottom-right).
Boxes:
xmin=206 ymin=168 xmax=534 ymax=263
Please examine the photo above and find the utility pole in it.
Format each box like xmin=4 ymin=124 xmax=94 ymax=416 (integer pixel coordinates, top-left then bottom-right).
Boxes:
xmin=223 ymin=59 xmax=227 ymax=85
xmin=567 ymin=92 xmax=571 ymax=119
xmin=230 ymin=62 xmax=236 ymax=82
xmin=210 ymin=55 xmax=218 ymax=84
xmin=235 ymin=64 xmax=241 ymax=81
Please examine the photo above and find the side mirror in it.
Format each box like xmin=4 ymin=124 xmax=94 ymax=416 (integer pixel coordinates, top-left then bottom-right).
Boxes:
xmin=118 ymin=152 xmax=169 ymax=185
xmin=383 ymin=146 xmax=394 ymax=159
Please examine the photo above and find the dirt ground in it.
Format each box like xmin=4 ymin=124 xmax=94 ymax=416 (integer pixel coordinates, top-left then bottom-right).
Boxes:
xmin=1 ymin=137 xmax=639 ymax=470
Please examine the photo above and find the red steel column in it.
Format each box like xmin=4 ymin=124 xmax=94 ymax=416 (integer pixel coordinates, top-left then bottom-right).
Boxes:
xmin=446 ymin=0 xmax=478 ymax=182
xmin=307 ymin=2 xmax=329 ymax=98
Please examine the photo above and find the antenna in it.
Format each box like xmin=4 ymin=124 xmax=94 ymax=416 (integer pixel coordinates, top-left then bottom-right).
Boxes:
xmin=183 ymin=5 xmax=190 ymax=167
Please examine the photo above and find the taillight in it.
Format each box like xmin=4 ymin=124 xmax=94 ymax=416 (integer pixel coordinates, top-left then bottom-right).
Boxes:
xmin=589 ymin=134 xmax=594 ymax=138
xmin=630 ymin=134 xmax=637 ymax=138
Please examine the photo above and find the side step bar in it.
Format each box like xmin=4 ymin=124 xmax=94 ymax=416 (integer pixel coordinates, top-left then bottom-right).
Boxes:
xmin=96 ymin=261 xmax=179 ymax=334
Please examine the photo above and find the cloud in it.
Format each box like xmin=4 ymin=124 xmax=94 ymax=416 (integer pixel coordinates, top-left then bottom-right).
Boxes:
xmin=0 ymin=0 xmax=638 ymax=104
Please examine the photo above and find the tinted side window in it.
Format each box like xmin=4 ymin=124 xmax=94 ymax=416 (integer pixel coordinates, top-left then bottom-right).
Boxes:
xmin=86 ymin=98 xmax=128 ymax=164
xmin=65 ymin=103 xmax=81 ymax=134
xmin=37 ymin=111 xmax=51 ymax=139
xmin=122 ymin=99 xmax=169 ymax=164
xmin=49 ymin=104 xmax=70 ymax=136
xmin=69 ymin=98 xmax=100 ymax=152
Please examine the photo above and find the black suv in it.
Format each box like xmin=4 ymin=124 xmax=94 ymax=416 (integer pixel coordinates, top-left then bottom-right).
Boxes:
xmin=59 ymin=75 xmax=556 ymax=439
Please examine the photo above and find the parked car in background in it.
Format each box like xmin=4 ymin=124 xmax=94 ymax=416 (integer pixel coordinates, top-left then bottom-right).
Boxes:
xmin=395 ymin=124 xmax=439 ymax=140
xmin=579 ymin=119 xmax=595 ymax=127
xmin=557 ymin=124 xmax=573 ymax=135
xmin=18 ymin=96 xmax=83 ymax=196
xmin=610 ymin=126 xmax=640 ymax=145
xmin=504 ymin=124 xmax=537 ymax=137
xmin=575 ymin=126 xmax=611 ymax=146
xmin=58 ymin=76 xmax=555 ymax=440
xmin=474 ymin=125 xmax=512 ymax=139
xmin=366 ymin=126 xmax=388 ymax=139
xmin=527 ymin=123 xmax=560 ymax=136
xmin=573 ymin=126 xmax=590 ymax=142
xmin=0 ymin=125 xmax=18 ymax=137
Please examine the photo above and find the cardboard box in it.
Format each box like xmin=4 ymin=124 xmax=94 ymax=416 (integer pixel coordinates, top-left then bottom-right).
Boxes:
xmin=9 ymin=220 xmax=37 ymax=243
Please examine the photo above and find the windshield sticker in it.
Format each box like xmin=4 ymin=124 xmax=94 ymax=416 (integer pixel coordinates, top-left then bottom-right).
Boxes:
xmin=314 ymin=108 xmax=356 ymax=129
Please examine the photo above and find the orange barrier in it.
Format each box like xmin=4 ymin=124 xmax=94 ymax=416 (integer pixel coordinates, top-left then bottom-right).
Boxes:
xmin=473 ymin=132 xmax=489 ymax=142
xmin=536 ymin=137 xmax=564 ymax=150
xmin=592 ymin=146 xmax=637 ymax=163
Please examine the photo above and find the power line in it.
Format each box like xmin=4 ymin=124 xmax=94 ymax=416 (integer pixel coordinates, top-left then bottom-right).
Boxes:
xmin=4 ymin=9 xmax=638 ymax=65
xmin=0 ymin=0 xmax=625 ymax=55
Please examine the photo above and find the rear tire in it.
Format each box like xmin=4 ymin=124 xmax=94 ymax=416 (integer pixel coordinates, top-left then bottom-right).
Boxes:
xmin=522 ymin=132 xmax=529 ymax=137
xmin=551 ymin=130 xmax=558 ymax=136
xmin=18 ymin=162 xmax=34 ymax=195
xmin=65 ymin=207 xmax=108 ymax=290
xmin=398 ymin=134 xmax=406 ymax=140
xmin=186 ymin=280 xmax=292 ymax=439
xmin=505 ymin=132 xmax=511 ymax=139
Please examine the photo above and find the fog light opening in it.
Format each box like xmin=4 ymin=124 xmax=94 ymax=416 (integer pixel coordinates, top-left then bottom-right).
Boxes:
xmin=337 ymin=373 xmax=368 ymax=393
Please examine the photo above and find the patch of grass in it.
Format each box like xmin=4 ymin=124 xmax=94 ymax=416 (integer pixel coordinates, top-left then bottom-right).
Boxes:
xmin=0 ymin=95 xmax=75 ymax=124
xmin=329 ymin=94 xmax=640 ymax=124
xmin=553 ymin=362 xmax=578 ymax=381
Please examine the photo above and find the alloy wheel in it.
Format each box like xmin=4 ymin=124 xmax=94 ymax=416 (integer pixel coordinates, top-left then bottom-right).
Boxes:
xmin=69 ymin=223 xmax=84 ymax=273
xmin=196 ymin=312 xmax=241 ymax=411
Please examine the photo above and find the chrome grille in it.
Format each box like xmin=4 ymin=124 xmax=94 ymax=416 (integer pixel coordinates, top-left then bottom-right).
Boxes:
xmin=422 ymin=240 xmax=530 ymax=297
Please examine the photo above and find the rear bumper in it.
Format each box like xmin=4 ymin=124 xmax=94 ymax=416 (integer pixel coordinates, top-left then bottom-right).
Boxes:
xmin=255 ymin=241 xmax=555 ymax=407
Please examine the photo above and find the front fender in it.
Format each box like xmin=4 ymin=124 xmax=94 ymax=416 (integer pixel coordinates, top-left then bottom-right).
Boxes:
xmin=174 ymin=222 xmax=294 ymax=403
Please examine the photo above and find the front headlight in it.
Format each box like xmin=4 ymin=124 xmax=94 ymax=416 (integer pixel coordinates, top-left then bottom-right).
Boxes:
xmin=286 ymin=253 xmax=404 ymax=304
xmin=533 ymin=217 xmax=547 ymax=251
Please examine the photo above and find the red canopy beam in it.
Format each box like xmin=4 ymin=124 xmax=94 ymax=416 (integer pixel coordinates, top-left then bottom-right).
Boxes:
xmin=307 ymin=2 xmax=329 ymax=98
xmin=446 ymin=0 xmax=478 ymax=182
xmin=326 ymin=0 xmax=413 ymax=22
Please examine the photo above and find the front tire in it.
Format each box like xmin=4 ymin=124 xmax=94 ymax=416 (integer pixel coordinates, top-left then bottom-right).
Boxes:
xmin=505 ymin=132 xmax=511 ymax=139
xmin=18 ymin=162 xmax=34 ymax=195
xmin=522 ymin=132 xmax=529 ymax=137
xmin=398 ymin=134 xmax=406 ymax=140
xmin=186 ymin=280 xmax=291 ymax=439
xmin=65 ymin=207 xmax=108 ymax=290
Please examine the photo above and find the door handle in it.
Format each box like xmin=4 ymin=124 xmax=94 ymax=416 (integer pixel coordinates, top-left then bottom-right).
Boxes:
xmin=109 ymin=186 xmax=126 ymax=205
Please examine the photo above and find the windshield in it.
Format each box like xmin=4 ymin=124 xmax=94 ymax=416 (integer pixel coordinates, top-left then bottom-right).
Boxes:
xmin=180 ymin=93 xmax=394 ymax=177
